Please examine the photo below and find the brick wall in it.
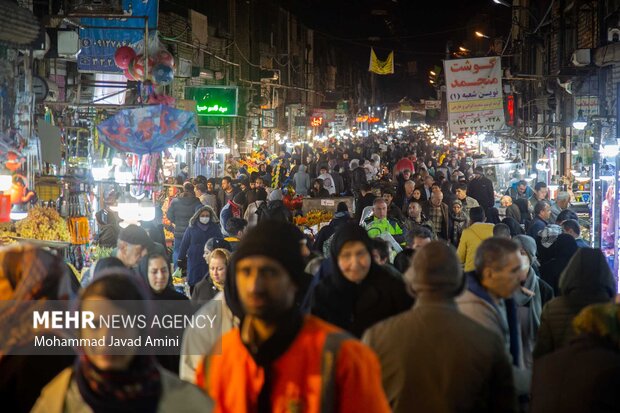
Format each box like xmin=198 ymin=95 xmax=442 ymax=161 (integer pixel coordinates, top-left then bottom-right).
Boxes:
xmin=577 ymin=3 xmax=599 ymax=49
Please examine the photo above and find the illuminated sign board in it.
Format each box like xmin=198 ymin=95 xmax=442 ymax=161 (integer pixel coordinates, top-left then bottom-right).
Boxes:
xmin=310 ymin=116 xmax=323 ymax=127
xmin=184 ymin=86 xmax=238 ymax=117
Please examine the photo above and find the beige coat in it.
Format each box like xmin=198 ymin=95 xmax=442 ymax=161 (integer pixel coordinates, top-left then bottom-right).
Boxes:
xmin=363 ymin=298 xmax=517 ymax=413
xmin=30 ymin=366 xmax=213 ymax=413
xmin=179 ymin=292 xmax=239 ymax=383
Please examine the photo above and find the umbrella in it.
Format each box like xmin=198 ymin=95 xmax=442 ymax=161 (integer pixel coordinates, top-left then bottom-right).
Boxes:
xmin=97 ymin=104 xmax=197 ymax=155
xmin=394 ymin=158 xmax=415 ymax=176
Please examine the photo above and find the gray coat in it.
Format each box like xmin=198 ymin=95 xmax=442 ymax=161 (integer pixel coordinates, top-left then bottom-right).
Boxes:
xmin=293 ymin=165 xmax=311 ymax=196
xmin=363 ymin=298 xmax=517 ymax=413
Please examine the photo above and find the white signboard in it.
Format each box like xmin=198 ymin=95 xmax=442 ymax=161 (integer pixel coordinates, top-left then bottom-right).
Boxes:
xmin=574 ymin=96 xmax=599 ymax=117
xmin=444 ymin=57 xmax=504 ymax=133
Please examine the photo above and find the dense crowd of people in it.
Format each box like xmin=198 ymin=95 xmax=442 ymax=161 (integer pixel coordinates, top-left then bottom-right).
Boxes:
xmin=1 ymin=129 xmax=619 ymax=413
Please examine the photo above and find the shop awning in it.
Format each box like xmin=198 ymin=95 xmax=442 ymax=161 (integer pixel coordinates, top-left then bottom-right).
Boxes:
xmin=0 ymin=0 xmax=42 ymax=48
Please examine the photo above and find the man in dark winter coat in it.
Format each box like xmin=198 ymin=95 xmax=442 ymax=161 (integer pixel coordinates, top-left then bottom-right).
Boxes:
xmin=168 ymin=182 xmax=203 ymax=264
xmin=331 ymin=166 xmax=345 ymax=196
xmin=531 ymin=303 xmax=620 ymax=413
xmin=364 ymin=241 xmax=517 ymax=413
xmin=313 ymin=202 xmax=351 ymax=255
xmin=354 ymin=183 xmax=376 ymax=223
xmin=534 ymin=248 xmax=617 ymax=359
xmin=349 ymin=159 xmax=368 ymax=197
xmin=467 ymin=166 xmax=495 ymax=216
xmin=256 ymin=189 xmax=292 ymax=223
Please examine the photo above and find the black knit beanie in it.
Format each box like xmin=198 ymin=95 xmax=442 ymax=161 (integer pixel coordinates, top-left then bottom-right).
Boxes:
xmin=225 ymin=220 xmax=306 ymax=318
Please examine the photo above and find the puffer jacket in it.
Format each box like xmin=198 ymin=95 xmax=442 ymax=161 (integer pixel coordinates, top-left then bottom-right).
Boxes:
xmin=167 ymin=193 xmax=203 ymax=239
xmin=533 ymin=248 xmax=617 ymax=359
xmin=178 ymin=206 xmax=223 ymax=286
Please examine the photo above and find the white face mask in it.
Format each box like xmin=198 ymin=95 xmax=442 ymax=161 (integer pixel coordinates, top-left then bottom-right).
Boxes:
xmin=199 ymin=217 xmax=210 ymax=224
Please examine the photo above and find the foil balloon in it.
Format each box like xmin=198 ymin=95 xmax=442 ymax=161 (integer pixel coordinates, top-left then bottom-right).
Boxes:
xmin=152 ymin=63 xmax=174 ymax=85
xmin=123 ymin=67 xmax=136 ymax=81
xmin=114 ymin=46 xmax=136 ymax=69
xmin=154 ymin=50 xmax=174 ymax=67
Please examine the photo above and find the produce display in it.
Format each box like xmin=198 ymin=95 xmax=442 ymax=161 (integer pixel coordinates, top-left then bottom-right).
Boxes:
xmin=0 ymin=222 xmax=16 ymax=246
xmin=294 ymin=210 xmax=333 ymax=227
xmin=14 ymin=206 xmax=71 ymax=242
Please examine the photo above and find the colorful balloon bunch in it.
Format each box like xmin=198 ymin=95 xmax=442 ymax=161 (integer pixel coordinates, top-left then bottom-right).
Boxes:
xmin=114 ymin=46 xmax=175 ymax=85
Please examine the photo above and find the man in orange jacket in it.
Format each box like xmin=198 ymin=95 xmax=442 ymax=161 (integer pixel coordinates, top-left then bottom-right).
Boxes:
xmin=196 ymin=220 xmax=390 ymax=413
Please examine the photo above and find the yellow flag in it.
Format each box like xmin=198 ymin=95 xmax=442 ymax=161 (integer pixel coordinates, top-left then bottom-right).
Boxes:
xmin=369 ymin=48 xmax=394 ymax=75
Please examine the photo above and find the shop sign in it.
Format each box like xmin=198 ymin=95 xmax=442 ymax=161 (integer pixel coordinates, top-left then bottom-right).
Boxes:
xmin=185 ymin=86 xmax=238 ymax=117
xmin=261 ymin=109 xmax=276 ymax=128
xmin=310 ymin=116 xmax=323 ymax=127
xmin=78 ymin=0 xmax=159 ymax=73
xmin=506 ymin=94 xmax=515 ymax=126
xmin=424 ymin=100 xmax=441 ymax=110
xmin=444 ymin=56 xmax=504 ymax=133
xmin=574 ymin=96 xmax=599 ymax=117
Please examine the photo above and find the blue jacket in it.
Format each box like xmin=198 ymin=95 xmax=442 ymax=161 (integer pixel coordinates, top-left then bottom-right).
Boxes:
xmin=179 ymin=206 xmax=222 ymax=286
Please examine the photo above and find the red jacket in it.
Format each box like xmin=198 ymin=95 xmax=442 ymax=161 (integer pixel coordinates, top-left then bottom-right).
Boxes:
xmin=197 ymin=315 xmax=390 ymax=413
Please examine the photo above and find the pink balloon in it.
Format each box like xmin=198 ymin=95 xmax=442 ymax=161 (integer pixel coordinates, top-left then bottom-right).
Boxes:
xmin=114 ymin=46 xmax=136 ymax=69
xmin=154 ymin=50 xmax=175 ymax=67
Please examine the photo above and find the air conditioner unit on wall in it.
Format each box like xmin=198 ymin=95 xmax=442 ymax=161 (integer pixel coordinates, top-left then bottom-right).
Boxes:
xmin=571 ymin=49 xmax=591 ymax=67
xmin=608 ymin=28 xmax=620 ymax=42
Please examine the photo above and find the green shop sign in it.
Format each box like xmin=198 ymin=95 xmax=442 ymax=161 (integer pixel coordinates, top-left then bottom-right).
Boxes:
xmin=185 ymin=86 xmax=238 ymax=117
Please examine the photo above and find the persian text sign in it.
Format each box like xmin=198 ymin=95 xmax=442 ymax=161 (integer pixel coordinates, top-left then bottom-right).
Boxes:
xmin=444 ymin=57 xmax=504 ymax=133
xmin=78 ymin=0 xmax=159 ymax=73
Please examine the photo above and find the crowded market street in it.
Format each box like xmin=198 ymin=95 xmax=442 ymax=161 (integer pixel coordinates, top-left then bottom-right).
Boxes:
xmin=1 ymin=0 xmax=620 ymax=412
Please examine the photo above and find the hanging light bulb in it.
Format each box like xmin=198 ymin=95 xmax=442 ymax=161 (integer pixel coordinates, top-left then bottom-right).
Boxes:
xmin=572 ymin=110 xmax=587 ymax=130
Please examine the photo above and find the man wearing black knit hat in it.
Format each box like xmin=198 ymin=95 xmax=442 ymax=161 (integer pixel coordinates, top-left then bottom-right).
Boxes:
xmin=196 ymin=220 xmax=390 ymax=412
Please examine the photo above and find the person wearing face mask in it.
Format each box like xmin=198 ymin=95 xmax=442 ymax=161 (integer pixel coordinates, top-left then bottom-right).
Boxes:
xmin=309 ymin=224 xmax=413 ymax=337
xmin=177 ymin=206 xmax=222 ymax=292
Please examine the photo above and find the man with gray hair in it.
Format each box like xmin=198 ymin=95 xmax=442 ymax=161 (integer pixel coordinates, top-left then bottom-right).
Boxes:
xmin=550 ymin=191 xmax=570 ymax=224
xmin=363 ymin=241 xmax=516 ymax=412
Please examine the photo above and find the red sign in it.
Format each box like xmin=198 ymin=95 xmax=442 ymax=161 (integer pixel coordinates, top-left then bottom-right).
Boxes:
xmin=506 ymin=94 xmax=515 ymax=126
xmin=310 ymin=116 xmax=323 ymax=127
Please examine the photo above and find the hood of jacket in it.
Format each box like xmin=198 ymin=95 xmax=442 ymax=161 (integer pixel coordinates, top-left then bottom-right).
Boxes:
xmin=298 ymin=165 xmax=306 ymax=173
xmin=189 ymin=205 xmax=219 ymax=227
xmin=559 ymin=248 xmax=617 ymax=298
xmin=268 ymin=189 xmax=284 ymax=202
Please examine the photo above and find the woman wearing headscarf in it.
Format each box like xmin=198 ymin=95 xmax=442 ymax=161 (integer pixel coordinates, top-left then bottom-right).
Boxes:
xmin=449 ymin=199 xmax=469 ymax=247
xmin=512 ymin=235 xmax=554 ymax=370
xmin=539 ymin=233 xmax=579 ymax=295
xmin=309 ymin=224 xmax=413 ymax=337
xmin=531 ymin=303 xmax=620 ymax=412
xmin=502 ymin=217 xmax=525 ymax=237
xmin=177 ymin=205 xmax=222 ymax=292
xmin=137 ymin=253 xmax=187 ymax=301
xmin=31 ymin=270 xmax=213 ymax=412
xmin=191 ymin=248 xmax=231 ymax=304
xmin=0 ymin=244 xmax=76 ymax=413
xmin=534 ymin=248 xmax=617 ymax=359
xmin=180 ymin=248 xmax=238 ymax=382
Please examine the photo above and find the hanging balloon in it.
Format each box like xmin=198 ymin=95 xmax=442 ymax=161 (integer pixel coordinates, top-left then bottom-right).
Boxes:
xmin=154 ymin=50 xmax=175 ymax=67
xmin=152 ymin=63 xmax=174 ymax=85
xmin=131 ymin=54 xmax=146 ymax=79
xmin=114 ymin=46 xmax=136 ymax=69
xmin=123 ymin=67 xmax=136 ymax=81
